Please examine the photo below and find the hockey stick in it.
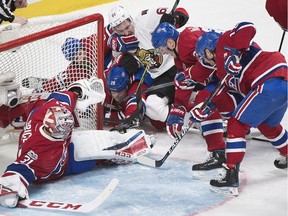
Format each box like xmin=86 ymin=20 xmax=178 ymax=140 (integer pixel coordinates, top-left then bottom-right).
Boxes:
xmin=278 ymin=30 xmax=286 ymax=52
xmin=17 ymin=178 xmax=119 ymax=213
xmin=171 ymin=0 xmax=180 ymax=14
xmin=137 ymin=74 xmax=229 ymax=167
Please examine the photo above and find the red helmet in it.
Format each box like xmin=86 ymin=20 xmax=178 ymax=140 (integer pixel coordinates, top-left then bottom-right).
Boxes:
xmin=43 ymin=105 xmax=74 ymax=139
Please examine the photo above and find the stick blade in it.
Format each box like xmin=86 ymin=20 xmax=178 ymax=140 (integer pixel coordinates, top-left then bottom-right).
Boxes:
xmin=17 ymin=178 xmax=119 ymax=213
xmin=137 ymin=156 xmax=158 ymax=167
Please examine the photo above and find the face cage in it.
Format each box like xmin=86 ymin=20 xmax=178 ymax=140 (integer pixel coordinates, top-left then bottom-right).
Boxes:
xmin=51 ymin=111 xmax=74 ymax=139
xmin=155 ymin=45 xmax=168 ymax=55
xmin=194 ymin=50 xmax=216 ymax=70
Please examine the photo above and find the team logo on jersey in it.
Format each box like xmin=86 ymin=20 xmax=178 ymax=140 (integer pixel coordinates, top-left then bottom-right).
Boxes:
xmin=27 ymin=150 xmax=38 ymax=160
xmin=136 ymin=48 xmax=163 ymax=69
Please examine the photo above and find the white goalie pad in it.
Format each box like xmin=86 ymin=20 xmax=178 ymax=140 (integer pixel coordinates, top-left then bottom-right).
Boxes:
xmin=0 ymin=72 xmax=21 ymax=108
xmin=72 ymin=129 xmax=155 ymax=162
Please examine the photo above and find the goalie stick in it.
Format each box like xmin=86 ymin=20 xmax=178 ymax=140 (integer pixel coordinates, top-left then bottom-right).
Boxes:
xmin=137 ymin=74 xmax=229 ymax=168
xmin=17 ymin=178 xmax=119 ymax=213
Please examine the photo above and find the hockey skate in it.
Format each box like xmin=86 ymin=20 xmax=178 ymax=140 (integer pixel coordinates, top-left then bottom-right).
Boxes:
xmin=192 ymin=150 xmax=226 ymax=180
xmin=274 ymin=156 xmax=287 ymax=169
xmin=210 ymin=164 xmax=239 ymax=196
xmin=21 ymin=76 xmax=49 ymax=89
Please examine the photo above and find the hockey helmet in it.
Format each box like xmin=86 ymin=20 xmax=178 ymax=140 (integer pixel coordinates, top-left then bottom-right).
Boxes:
xmin=106 ymin=66 xmax=130 ymax=92
xmin=151 ymin=22 xmax=179 ymax=49
xmin=43 ymin=105 xmax=74 ymax=139
xmin=61 ymin=37 xmax=82 ymax=61
xmin=195 ymin=31 xmax=221 ymax=62
xmin=108 ymin=6 xmax=132 ymax=28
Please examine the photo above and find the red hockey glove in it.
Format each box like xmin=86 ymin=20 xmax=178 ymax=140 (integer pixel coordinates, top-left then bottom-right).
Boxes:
xmin=174 ymin=71 xmax=196 ymax=90
xmin=160 ymin=8 xmax=189 ymax=29
xmin=189 ymin=102 xmax=215 ymax=123
xmin=107 ymin=33 xmax=139 ymax=53
xmin=224 ymin=47 xmax=242 ymax=75
xmin=166 ymin=104 xmax=186 ymax=138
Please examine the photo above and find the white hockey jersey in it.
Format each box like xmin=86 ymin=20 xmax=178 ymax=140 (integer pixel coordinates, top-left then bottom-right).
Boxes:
xmin=133 ymin=7 xmax=175 ymax=79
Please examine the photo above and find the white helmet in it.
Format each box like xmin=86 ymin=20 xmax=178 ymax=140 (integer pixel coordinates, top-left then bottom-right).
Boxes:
xmin=43 ymin=105 xmax=74 ymax=139
xmin=108 ymin=6 xmax=132 ymax=28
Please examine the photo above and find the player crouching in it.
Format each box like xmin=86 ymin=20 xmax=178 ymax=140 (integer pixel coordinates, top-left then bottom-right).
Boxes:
xmin=0 ymin=75 xmax=156 ymax=208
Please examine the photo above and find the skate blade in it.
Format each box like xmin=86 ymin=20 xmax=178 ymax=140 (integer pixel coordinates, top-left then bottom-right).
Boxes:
xmin=192 ymin=168 xmax=224 ymax=180
xmin=210 ymin=186 xmax=239 ymax=196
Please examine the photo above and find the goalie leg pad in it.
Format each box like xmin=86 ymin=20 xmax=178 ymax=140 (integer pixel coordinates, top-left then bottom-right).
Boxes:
xmin=72 ymin=129 xmax=155 ymax=162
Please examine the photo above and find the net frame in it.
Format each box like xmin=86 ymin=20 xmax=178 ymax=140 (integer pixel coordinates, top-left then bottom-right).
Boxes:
xmin=0 ymin=13 xmax=105 ymax=130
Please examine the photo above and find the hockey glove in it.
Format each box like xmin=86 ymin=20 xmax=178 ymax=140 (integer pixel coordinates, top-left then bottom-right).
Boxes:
xmin=174 ymin=71 xmax=196 ymax=90
xmin=166 ymin=104 xmax=186 ymax=138
xmin=189 ymin=101 xmax=215 ymax=123
xmin=0 ymin=174 xmax=28 ymax=208
xmin=119 ymin=54 xmax=140 ymax=74
xmin=107 ymin=33 xmax=139 ymax=53
xmin=174 ymin=8 xmax=189 ymax=28
xmin=224 ymin=46 xmax=242 ymax=75
xmin=160 ymin=8 xmax=189 ymax=29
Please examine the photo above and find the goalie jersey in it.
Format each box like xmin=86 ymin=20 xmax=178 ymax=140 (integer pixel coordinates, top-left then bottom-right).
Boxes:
xmin=3 ymin=91 xmax=78 ymax=187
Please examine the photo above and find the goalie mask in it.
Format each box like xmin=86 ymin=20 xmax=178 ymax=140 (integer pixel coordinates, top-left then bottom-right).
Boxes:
xmin=43 ymin=106 xmax=74 ymax=139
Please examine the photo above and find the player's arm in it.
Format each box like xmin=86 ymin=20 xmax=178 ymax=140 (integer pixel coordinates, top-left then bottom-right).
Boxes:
xmin=0 ymin=1 xmax=15 ymax=23
xmin=229 ymin=22 xmax=256 ymax=50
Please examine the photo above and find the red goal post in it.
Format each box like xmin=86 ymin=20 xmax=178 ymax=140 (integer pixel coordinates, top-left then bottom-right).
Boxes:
xmin=0 ymin=13 xmax=105 ymax=130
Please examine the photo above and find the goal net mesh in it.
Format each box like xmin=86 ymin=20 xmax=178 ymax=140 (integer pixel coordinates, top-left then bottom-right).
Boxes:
xmin=0 ymin=13 xmax=104 ymax=135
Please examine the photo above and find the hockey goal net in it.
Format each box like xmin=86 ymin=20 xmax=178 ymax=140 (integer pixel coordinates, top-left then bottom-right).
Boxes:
xmin=0 ymin=13 xmax=105 ymax=135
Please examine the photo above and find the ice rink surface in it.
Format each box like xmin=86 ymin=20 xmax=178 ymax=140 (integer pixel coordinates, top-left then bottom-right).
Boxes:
xmin=0 ymin=0 xmax=287 ymax=215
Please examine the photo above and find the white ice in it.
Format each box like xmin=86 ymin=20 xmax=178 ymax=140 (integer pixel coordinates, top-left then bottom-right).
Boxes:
xmin=0 ymin=0 xmax=287 ymax=215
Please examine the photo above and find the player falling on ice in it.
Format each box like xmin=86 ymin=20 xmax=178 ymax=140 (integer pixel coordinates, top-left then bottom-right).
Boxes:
xmin=0 ymin=74 xmax=156 ymax=208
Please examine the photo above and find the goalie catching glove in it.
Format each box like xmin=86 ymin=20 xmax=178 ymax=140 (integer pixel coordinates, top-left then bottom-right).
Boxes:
xmin=67 ymin=77 xmax=106 ymax=112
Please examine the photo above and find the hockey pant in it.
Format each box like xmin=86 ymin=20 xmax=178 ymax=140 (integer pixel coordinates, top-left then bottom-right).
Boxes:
xmin=226 ymin=78 xmax=288 ymax=165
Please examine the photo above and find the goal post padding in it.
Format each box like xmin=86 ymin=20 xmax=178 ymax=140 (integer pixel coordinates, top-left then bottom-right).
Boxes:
xmin=0 ymin=13 xmax=105 ymax=130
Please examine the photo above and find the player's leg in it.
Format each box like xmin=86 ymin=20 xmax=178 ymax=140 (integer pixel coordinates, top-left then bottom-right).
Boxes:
xmin=145 ymin=66 xmax=176 ymax=127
